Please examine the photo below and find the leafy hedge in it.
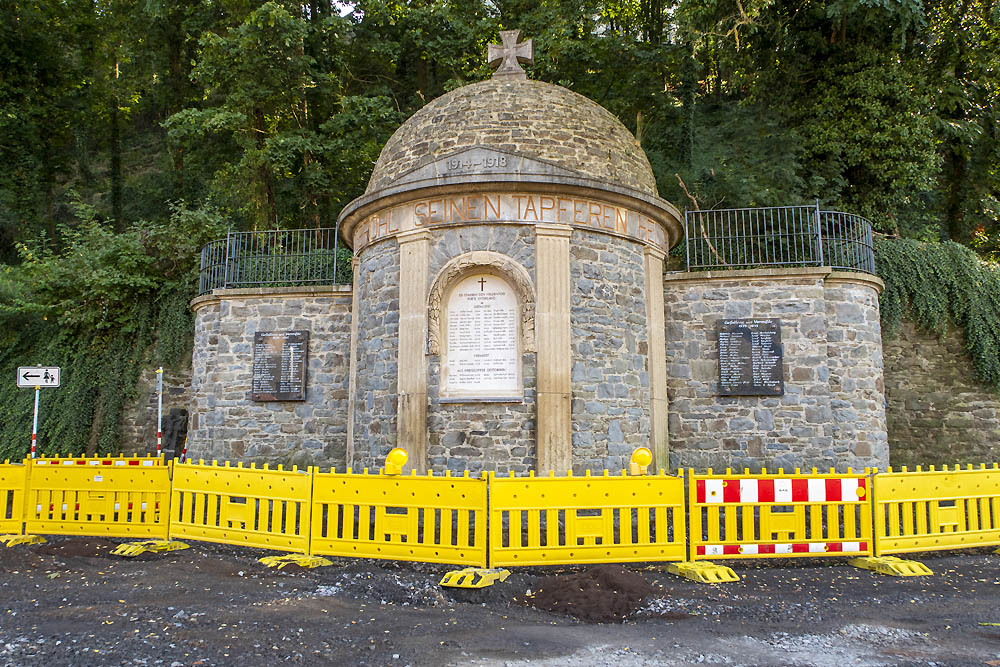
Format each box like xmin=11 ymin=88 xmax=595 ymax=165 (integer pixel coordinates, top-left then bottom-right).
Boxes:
xmin=876 ymin=239 xmax=1000 ymax=391
xmin=0 ymin=204 xmax=226 ymax=461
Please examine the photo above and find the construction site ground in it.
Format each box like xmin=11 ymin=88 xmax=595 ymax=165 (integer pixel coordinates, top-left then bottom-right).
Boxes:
xmin=1 ymin=537 xmax=998 ymax=666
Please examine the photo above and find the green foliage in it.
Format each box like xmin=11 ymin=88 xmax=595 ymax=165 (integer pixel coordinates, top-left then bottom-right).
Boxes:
xmin=876 ymin=239 xmax=1000 ymax=390
xmin=2 ymin=0 xmax=1000 ymax=453
xmin=0 ymin=204 xmax=226 ymax=461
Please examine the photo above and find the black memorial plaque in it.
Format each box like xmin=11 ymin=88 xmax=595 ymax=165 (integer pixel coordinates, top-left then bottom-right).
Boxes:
xmin=718 ymin=319 xmax=784 ymax=396
xmin=251 ymin=330 xmax=308 ymax=401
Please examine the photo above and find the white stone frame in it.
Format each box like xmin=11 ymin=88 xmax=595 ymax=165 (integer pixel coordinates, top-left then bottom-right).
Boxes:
xmin=427 ymin=251 xmax=536 ymax=356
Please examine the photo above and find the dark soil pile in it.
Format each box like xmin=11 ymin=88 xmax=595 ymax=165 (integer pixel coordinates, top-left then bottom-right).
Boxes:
xmin=36 ymin=537 xmax=116 ymax=558
xmin=518 ymin=565 xmax=657 ymax=623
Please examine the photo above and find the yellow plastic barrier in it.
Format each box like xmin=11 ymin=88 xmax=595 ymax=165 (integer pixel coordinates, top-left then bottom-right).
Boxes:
xmin=688 ymin=468 xmax=873 ymax=559
xmin=310 ymin=469 xmax=488 ymax=566
xmin=1 ymin=462 xmax=28 ymax=536
xmin=24 ymin=460 xmax=171 ymax=538
xmin=489 ymin=470 xmax=687 ymax=566
xmin=873 ymin=464 xmax=1000 ymax=555
xmin=31 ymin=454 xmax=164 ymax=468
xmin=169 ymin=461 xmax=313 ymax=553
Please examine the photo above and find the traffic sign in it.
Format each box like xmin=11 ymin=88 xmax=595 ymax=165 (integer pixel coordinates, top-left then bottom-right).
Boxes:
xmin=17 ymin=366 xmax=60 ymax=388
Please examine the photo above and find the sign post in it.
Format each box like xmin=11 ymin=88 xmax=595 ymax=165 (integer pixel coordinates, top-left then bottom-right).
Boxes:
xmin=156 ymin=367 xmax=163 ymax=456
xmin=31 ymin=386 xmax=39 ymax=458
xmin=17 ymin=366 xmax=61 ymax=458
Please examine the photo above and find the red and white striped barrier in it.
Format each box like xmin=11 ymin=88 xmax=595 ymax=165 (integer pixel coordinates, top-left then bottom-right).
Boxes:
xmin=696 ymin=477 xmax=867 ymax=504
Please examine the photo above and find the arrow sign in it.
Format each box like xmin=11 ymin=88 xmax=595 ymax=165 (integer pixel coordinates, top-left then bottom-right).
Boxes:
xmin=17 ymin=366 xmax=60 ymax=388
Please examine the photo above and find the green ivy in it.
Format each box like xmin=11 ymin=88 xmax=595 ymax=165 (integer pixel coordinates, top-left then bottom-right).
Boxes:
xmin=0 ymin=203 xmax=225 ymax=461
xmin=876 ymin=239 xmax=1000 ymax=390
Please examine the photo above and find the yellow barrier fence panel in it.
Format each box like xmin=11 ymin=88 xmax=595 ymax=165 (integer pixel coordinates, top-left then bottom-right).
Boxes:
xmin=489 ymin=470 xmax=687 ymax=567
xmin=31 ymin=454 xmax=164 ymax=468
xmin=24 ymin=462 xmax=170 ymax=539
xmin=873 ymin=464 xmax=1000 ymax=555
xmin=688 ymin=468 xmax=873 ymax=559
xmin=1 ymin=462 xmax=28 ymax=536
xmin=169 ymin=461 xmax=313 ymax=553
xmin=310 ymin=469 xmax=487 ymax=566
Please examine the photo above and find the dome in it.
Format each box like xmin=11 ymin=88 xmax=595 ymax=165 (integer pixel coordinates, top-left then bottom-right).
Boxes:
xmin=366 ymin=78 xmax=658 ymax=196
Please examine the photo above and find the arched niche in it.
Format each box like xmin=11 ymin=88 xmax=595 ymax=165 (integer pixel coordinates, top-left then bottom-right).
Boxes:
xmin=427 ymin=251 xmax=536 ymax=401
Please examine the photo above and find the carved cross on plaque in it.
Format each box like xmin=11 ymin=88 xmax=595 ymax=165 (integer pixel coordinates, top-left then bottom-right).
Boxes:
xmin=488 ymin=30 xmax=533 ymax=80
xmin=478 ymin=277 xmax=487 ymax=291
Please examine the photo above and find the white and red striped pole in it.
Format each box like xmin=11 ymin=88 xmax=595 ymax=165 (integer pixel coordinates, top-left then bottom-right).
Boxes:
xmin=155 ymin=367 xmax=163 ymax=457
xmin=180 ymin=436 xmax=187 ymax=464
xmin=30 ymin=385 xmax=40 ymax=458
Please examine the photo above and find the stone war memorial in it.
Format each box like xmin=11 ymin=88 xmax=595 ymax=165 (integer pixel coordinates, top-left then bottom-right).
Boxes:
xmin=188 ymin=31 xmax=887 ymax=475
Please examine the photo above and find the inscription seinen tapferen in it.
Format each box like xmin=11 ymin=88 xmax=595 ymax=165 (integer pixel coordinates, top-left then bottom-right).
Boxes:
xmin=718 ymin=319 xmax=784 ymax=396
xmin=251 ymin=330 xmax=308 ymax=401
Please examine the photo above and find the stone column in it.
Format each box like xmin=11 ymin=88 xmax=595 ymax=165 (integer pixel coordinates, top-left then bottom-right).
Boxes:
xmin=643 ymin=246 xmax=669 ymax=470
xmin=345 ymin=256 xmax=361 ymax=469
xmin=396 ymin=230 xmax=431 ymax=473
xmin=535 ymin=224 xmax=573 ymax=473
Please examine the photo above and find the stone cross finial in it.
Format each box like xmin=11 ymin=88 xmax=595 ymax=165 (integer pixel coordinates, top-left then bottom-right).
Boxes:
xmin=488 ymin=30 xmax=533 ymax=80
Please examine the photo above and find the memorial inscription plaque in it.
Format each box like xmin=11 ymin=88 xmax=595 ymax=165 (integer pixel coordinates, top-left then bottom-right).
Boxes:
xmin=251 ymin=330 xmax=308 ymax=401
xmin=718 ymin=318 xmax=783 ymax=396
xmin=441 ymin=274 xmax=520 ymax=401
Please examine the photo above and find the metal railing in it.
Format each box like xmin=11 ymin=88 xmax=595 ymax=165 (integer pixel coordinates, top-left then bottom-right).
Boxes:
xmin=198 ymin=228 xmax=351 ymax=295
xmin=684 ymin=205 xmax=875 ymax=274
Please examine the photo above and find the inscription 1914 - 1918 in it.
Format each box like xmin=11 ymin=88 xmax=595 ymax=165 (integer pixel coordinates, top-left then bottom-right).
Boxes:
xmin=251 ymin=331 xmax=308 ymax=401
xmin=718 ymin=319 xmax=784 ymax=396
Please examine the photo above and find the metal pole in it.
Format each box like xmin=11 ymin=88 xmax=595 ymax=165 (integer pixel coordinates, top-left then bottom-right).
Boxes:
xmin=684 ymin=211 xmax=691 ymax=271
xmin=31 ymin=386 xmax=39 ymax=458
xmin=222 ymin=229 xmax=232 ymax=289
xmin=156 ymin=367 xmax=163 ymax=456
xmin=814 ymin=200 xmax=825 ymax=267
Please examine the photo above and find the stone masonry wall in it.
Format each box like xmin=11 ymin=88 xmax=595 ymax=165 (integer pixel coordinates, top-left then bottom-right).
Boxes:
xmin=664 ymin=269 xmax=888 ymax=472
xmin=120 ymin=360 xmax=192 ymax=454
xmin=825 ymin=278 xmax=889 ymax=468
xmin=884 ymin=322 xmax=1000 ymax=466
xmin=426 ymin=224 xmax=537 ymax=474
xmin=351 ymin=238 xmax=401 ymax=470
xmin=188 ymin=286 xmax=353 ymax=470
xmin=570 ymin=230 xmax=650 ymax=472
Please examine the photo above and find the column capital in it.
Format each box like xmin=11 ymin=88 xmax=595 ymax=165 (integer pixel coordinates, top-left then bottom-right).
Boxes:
xmin=396 ymin=229 xmax=433 ymax=244
xmin=534 ymin=223 xmax=573 ymax=238
xmin=643 ymin=245 xmax=667 ymax=261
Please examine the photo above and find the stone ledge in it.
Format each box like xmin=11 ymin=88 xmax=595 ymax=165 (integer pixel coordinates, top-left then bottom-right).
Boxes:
xmin=663 ymin=267 xmax=883 ymax=293
xmin=825 ymin=271 xmax=884 ymax=294
xmin=190 ymin=284 xmax=353 ymax=312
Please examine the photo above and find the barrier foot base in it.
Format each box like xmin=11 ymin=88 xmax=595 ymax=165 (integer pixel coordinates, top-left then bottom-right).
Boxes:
xmin=0 ymin=534 xmax=45 ymax=547
xmin=111 ymin=540 xmax=190 ymax=558
xmin=440 ymin=568 xmax=511 ymax=589
xmin=667 ymin=561 xmax=739 ymax=584
xmin=849 ymin=556 xmax=932 ymax=577
xmin=259 ymin=554 xmax=332 ymax=570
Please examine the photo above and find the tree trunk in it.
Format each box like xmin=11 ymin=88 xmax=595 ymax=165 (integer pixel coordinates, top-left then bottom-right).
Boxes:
xmin=110 ymin=101 xmax=123 ymax=230
xmin=254 ymin=108 xmax=277 ymax=229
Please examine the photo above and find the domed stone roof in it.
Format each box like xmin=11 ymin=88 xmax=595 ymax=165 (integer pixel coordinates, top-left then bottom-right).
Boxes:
xmin=366 ymin=78 xmax=658 ymax=196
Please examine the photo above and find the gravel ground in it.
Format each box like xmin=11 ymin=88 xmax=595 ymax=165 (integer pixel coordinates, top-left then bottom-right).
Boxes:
xmin=1 ymin=537 xmax=998 ymax=666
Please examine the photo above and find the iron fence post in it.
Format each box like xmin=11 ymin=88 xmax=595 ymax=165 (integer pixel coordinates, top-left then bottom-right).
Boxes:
xmin=684 ymin=210 xmax=691 ymax=271
xmin=222 ymin=229 xmax=232 ymax=289
xmin=814 ymin=200 xmax=825 ymax=267
xmin=333 ymin=220 xmax=340 ymax=284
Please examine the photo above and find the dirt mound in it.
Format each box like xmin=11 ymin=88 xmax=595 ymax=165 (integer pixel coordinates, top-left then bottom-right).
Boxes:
xmin=518 ymin=565 xmax=657 ymax=623
xmin=37 ymin=537 xmax=117 ymax=558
